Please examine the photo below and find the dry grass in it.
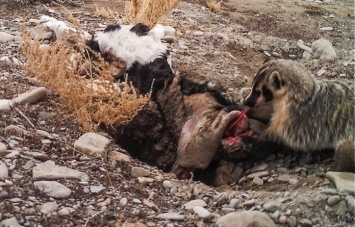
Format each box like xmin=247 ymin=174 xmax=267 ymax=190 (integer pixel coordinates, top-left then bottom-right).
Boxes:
xmin=20 ymin=22 xmax=150 ymax=131
xmin=125 ymin=0 xmax=180 ymax=27
xmin=94 ymin=2 xmax=118 ymax=20
xmin=206 ymin=0 xmax=222 ymax=13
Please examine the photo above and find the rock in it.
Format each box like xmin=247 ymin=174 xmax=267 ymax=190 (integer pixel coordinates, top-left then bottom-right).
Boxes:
xmin=251 ymin=163 xmax=268 ymax=173
xmin=22 ymin=160 xmax=36 ymax=170
xmin=137 ymin=177 xmax=154 ymax=183
xmin=164 ymin=26 xmax=176 ymax=36
xmin=29 ymin=25 xmax=53 ymax=40
xmin=193 ymin=206 xmax=211 ymax=220
xmin=327 ymin=195 xmax=341 ymax=206
xmin=243 ymin=199 xmax=257 ymax=206
xmin=263 ymin=201 xmax=281 ymax=212
xmin=36 ymin=129 xmax=54 ymax=139
xmin=321 ymin=188 xmax=338 ymax=195
xmin=344 ymin=195 xmax=355 ymax=215
xmin=34 ymin=181 xmax=72 ymax=198
xmin=28 ymin=18 xmax=41 ymax=25
xmin=298 ymin=218 xmax=312 ymax=227
xmin=296 ymin=39 xmax=312 ymax=53
xmin=90 ymin=184 xmax=106 ymax=193
xmin=38 ymin=111 xmax=56 ymax=120
xmin=58 ymin=207 xmax=75 ymax=216
xmin=0 ymin=190 xmax=9 ymax=199
xmin=332 ymin=201 xmax=348 ymax=215
xmin=271 ymin=210 xmax=280 ymax=223
xmin=326 ymin=171 xmax=355 ymax=194
xmin=247 ymin=171 xmax=269 ymax=179
xmin=183 ymin=199 xmax=207 ymax=210
xmin=0 ymin=142 xmax=6 ymax=153
xmin=0 ymin=217 xmax=20 ymax=227
xmin=253 ymin=176 xmax=264 ymax=186
xmin=156 ymin=212 xmax=185 ymax=221
xmin=277 ymin=174 xmax=297 ymax=182
xmin=193 ymin=31 xmax=204 ymax=36
xmin=32 ymin=152 xmax=50 ymax=161
xmin=288 ymin=179 xmax=299 ymax=185
xmin=277 ymin=167 xmax=288 ymax=173
xmin=287 ymin=216 xmax=297 ymax=227
xmin=131 ymin=167 xmax=150 ymax=178
xmin=228 ymin=198 xmax=240 ymax=208
xmin=109 ymin=150 xmax=130 ymax=162
xmin=316 ymin=69 xmax=326 ymax=77
xmin=0 ymin=161 xmax=9 ymax=179
xmin=0 ymin=32 xmax=15 ymax=43
xmin=143 ymin=199 xmax=157 ymax=210
xmin=162 ymin=35 xmax=175 ymax=43
xmin=221 ymin=208 xmax=235 ymax=214
xmin=119 ymin=198 xmax=128 ymax=207
xmin=4 ymin=125 xmax=28 ymax=137
xmin=33 ymin=160 xmax=90 ymax=182
xmin=279 ymin=215 xmax=287 ymax=224
xmin=74 ymin=132 xmax=110 ymax=157
xmin=40 ymin=201 xmax=58 ymax=214
xmin=12 ymin=87 xmax=47 ymax=105
xmin=319 ymin=27 xmax=334 ymax=31
xmin=311 ymin=39 xmax=337 ymax=62
xmin=0 ymin=99 xmax=14 ymax=112
xmin=216 ymin=211 xmax=276 ymax=227
xmin=162 ymin=180 xmax=175 ymax=189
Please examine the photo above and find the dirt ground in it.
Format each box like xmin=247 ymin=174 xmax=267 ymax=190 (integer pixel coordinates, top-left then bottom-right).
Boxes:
xmin=0 ymin=0 xmax=354 ymax=226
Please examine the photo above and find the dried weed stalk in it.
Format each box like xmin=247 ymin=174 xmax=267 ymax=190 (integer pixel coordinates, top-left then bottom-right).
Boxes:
xmin=125 ymin=0 xmax=180 ymax=27
xmin=94 ymin=2 xmax=118 ymax=20
xmin=21 ymin=27 xmax=150 ymax=131
xmin=206 ymin=0 xmax=222 ymax=13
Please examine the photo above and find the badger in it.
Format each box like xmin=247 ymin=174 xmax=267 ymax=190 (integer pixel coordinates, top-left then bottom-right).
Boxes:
xmin=243 ymin=59 xmax=354 ymax=172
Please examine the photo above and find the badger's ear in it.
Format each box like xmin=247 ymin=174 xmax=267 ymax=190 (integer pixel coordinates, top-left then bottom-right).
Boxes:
xmin=268 ymin=71 xmax=284 ymax=90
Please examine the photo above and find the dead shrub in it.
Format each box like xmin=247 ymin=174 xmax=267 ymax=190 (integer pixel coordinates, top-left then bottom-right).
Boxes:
xmin=206 ymin=0 xmax=222 ymax=13
xmin=125 ymin=0 xmax=180 ymax=27
xmin=94 ymin=2 xmax=118 ymax=20
xmin=20 ymin=23 xmax=150 ymax=131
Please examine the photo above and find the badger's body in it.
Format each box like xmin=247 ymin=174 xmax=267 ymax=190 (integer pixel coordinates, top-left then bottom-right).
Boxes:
xmin=244 ymin=59 xmax=354 ymax=172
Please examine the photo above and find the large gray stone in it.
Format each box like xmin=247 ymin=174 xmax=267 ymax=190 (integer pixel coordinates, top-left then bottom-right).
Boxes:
xmin=74 ymin=132 xmax=110 ymax=157
xmin=34 ymin=181 xmax=72 ymax=198
xmin=326 ymin=171 xmax=355 ymax=194
xmin=216 ymin=211 xmax=276 ymax=227
xmin=33 ymin=160 xmax=89 ymax=182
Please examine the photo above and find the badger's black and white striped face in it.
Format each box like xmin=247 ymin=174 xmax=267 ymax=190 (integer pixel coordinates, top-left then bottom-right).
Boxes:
xmin=244 ymin=60 xmax=287 ymax=107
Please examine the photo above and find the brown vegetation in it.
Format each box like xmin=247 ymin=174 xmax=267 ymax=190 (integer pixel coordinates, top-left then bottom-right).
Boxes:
xmin=124 ymin=0 xmax=180 ymax=27
xmin=20 ymin=24 xmax=150 ymax=131
xmin=206 ymin=0 xmax=222 ymax=13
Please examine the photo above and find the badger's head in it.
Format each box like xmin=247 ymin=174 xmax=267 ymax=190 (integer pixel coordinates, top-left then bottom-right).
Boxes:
xmin=244 ymin=59 xmax=315 ymax=107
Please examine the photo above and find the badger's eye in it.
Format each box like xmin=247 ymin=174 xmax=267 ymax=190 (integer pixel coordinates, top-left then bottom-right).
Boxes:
xmin=254 ymin=90 xmax=261 ymax=97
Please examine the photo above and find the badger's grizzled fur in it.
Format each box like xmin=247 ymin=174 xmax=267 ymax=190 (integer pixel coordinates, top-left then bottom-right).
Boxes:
xmin=244 ymin=59 xmax=355 ymax=172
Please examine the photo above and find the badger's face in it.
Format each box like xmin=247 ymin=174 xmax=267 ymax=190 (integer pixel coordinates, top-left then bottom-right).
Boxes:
xmin=244 ymin=60 xmax=288 ymax=107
